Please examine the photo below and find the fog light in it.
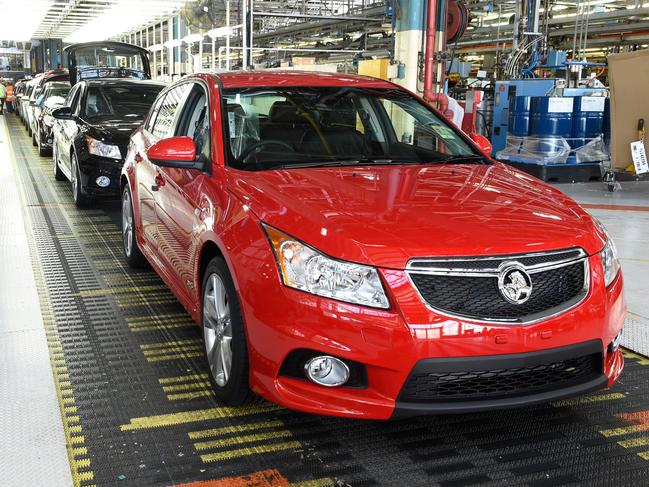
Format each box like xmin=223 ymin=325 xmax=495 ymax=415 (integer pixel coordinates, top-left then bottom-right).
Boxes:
xmin=610 ymin=330 xmax=623 ymax=352
xmin=96 ymin=176 xmax=110 ymax=188
xmin=304 ymin=355 xmax=350 ymax=387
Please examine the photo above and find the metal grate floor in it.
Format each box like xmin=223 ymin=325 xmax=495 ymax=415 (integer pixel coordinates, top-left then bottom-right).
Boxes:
xmin=5 ymin=114 xmax=649 ymax=486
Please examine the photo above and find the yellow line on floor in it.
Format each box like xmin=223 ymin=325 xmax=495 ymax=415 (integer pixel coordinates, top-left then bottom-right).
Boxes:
xmin=146 ymin=351 xmax=204 ymax=362
xmin=140 ymin=339 xmax=203 ymax=350
xmin=292 ymin=478 xmax=335 ymax=487
xmin=619 ymin=437 xmax=649 ymax=448
xmin=639 ymin=451 xmax=649 ymax=461
xmin=188 ymin=419 xmax=286 ymax=440
xmin=167 ymin=390 xmax=214 ymax=401
xmin=159 ymin=373 xmax=210 ymax=384
xmin=163 ymin=381 xmax=212 ymax=392
xmin=600 ymin=423 xmax=649 ymax=438
xmin=200 ymin=440 xmax=301 ymax=463
xmin=195 ymin=430 xmax=293 ymax=451
xmin=75 ymin=284 xmax=169 ymax=296
xmin=120 ymin=404 xmax=281 ymax=431
xmin=552 ymin=392 xmax=625 ymax=407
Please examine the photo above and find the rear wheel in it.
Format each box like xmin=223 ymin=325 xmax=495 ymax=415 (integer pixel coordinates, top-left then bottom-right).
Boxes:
xmin=121 ymin=185 xmax=147 ymax=268
xmin=202 ymin=257 xmax=255 ymax=406
xmin=71 ymin=153 xmax=89 ymax=207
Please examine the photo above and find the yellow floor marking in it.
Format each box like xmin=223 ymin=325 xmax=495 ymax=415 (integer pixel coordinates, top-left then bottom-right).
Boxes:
xmin=72 ymin=447 xmax=88 ymax=457
xmin=130 ymin=323 xmax=196 ymax=332
xmin=639 ymin=451 xmax=649 ymax=461
xmin=120 ymin=404 xmax=280 ymax=431
xmin=167 ymin=390 xmax=214 ymax=401
xmin=141 ymin=339 xmax=203 ymax=350
xmin=143 ymin=346 xmax=203 ymax=357
xmin=619 ymin=437 xmax=649 ymax=448
xmin=75 ymin=284 xmax=169 ymax=297
xmin=159 ymin=373 xmax=210 ymax=384
xmin=292 ymin=479 xmax=335 ymax=487
xmin=128 ymin=313 xmax=191 ymax=323
xmin=147 ymin=352 xmax=204 ymax=362
xmin=163 ymin=381 xmax=212 ymax=392
xmin=189 ymin=419 xmax=286 ymax=440
xmin=600 ymin=424 xmax=649 ymax=438
xmin=622 ymin=350 xmax=649 ymax=365
xmin=552 ymin=393 xmax=625 ymax=407
xmin=195 ymin=430 xmax=293 ymax=451
xmin=200 ymin=441 xmax=301 ymax=463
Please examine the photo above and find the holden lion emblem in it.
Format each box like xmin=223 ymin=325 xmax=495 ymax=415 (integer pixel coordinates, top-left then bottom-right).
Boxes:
xmin=498 ymin=263 xmax=533 ymax=305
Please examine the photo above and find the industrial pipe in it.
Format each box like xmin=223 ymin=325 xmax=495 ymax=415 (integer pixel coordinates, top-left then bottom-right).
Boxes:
xmin=423 ymin=0 xmax=437 ymax=102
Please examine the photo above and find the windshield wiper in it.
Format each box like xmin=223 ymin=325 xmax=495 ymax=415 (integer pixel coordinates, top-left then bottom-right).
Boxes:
xmin=271 ymin=158 xmax=423 ymax=169
xmin=431 ymin=154 xmax=490 ymax=164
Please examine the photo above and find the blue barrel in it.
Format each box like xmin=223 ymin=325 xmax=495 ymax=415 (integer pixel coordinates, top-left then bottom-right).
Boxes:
xmin=529 ymin=96 xmax=574 ymax=138
xmin=508 ymin=96 xmax=531 ymax=136
xmin=571 ymin=96 xmax=605 ymax=149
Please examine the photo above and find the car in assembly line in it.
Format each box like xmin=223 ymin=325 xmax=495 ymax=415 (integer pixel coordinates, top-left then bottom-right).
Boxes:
xmin=120 ymin=71 xmax=625 ymax=419
xmin=51 ymin=41 xmax=164 ymax=207
xmin=30 ymin=81 xmax=70 ymax=156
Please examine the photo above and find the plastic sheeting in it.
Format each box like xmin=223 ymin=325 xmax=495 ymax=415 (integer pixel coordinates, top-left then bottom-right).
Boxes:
xmin=496 ymin=135 xmax=609 ymax=164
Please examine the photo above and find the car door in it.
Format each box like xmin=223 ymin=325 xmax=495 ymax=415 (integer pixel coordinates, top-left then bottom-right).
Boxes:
xmin=154 ymin=81 xmax=210 ymax=300
xmin=137 ymin=83 xmax=192 ymax=250
xmin=55 ymin=83 xmax=83 ymax=177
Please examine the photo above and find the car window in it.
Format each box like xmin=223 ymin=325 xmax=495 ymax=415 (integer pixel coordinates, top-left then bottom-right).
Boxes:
xmin=221 ymin=87 xmax=477 ymax=170
xmin=150 ymin=83 xmax=191 ymax=140
xmin=144 ymin=93 xmax=166 ymax=132
xmin=173 ymin=83 xmax=210 ymax=162
xmin=65 ymin=84 xmax=81 ymax=110
xmin=83 ymin=84 xmax=162 ymax=121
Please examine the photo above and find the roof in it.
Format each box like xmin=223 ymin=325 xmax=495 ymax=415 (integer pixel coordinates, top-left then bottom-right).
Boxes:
xmin=83 ymin=79 xmax=166 ymax=88
xmin=210 ymin=70 xmax=395 ymax=89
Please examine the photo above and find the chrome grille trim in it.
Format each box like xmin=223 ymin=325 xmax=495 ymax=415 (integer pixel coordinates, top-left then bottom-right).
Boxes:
xmin=406 ymin=248 xmax=591 ymax=325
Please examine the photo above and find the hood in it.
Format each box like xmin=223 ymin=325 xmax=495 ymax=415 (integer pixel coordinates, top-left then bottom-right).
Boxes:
xmin=227 ymin=163 xmax=606 ymax=269
xmin=86 ymin=119 xmax=142 ymax=150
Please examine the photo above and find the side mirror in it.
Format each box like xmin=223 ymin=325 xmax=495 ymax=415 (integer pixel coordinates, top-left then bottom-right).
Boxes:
xmin=52 ymin=106 xmax=74 ymax=120
xmin=147 ymin=136 xmax=204 ymax=170
xmin=469 ymin=132 xmax=493 ymax=155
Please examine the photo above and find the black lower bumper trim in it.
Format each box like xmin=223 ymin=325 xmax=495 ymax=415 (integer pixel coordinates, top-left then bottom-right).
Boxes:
xmin=392 ymin=374 xmax=608 ymax=416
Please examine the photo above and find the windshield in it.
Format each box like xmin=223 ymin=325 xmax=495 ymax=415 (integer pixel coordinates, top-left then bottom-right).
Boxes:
xmin=222 ymin=87 xmax=479 ymax=170
xmin=84 ymin=85 xmax=162 ymax=121
xmin=74 ymin=46 xmax=145 ymax=71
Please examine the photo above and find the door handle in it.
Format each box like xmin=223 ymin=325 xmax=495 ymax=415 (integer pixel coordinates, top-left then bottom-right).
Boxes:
xmin=152 ymin=173 xmax=166 ymax=191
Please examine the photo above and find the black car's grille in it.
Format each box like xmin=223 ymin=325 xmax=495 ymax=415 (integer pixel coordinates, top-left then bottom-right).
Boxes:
xmin=409 ymin=260 xmax=587 ymax=322
xmin=400 ymin=353 xmax=601 ymax=403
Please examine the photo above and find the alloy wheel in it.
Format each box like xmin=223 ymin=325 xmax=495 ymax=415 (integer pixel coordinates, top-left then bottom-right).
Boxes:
xmin=203 ymin=273 xmax=233 ymax=387
xmin=122 ymin=190 xmax=133 ymax=257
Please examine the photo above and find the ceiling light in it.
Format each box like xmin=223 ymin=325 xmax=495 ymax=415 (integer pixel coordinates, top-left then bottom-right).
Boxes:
xmin=183 ymin=33 xmax=203 ymax=43
xmin=208 ymin=27 xmax=233 ymax=38
xmin=0 ymin=0 xmax=53 ymax=40
xmin=164 ymin=39 xmax=182 ymax=48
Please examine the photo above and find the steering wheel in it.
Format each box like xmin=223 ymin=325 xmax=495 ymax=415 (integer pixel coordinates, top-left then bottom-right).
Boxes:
xmin=240 ymin=140 xmax=296 ymax=164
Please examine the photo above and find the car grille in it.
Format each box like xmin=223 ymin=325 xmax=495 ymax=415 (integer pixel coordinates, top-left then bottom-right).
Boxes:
xmin=407 ymin=248 xmax=589 ymax=323
xmin=399 ymin=352 xmax=602 ymax=403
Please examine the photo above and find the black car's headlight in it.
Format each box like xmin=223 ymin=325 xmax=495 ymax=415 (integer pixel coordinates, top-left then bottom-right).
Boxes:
xmin=85 ymin=135 xmax=121 ymax=159
xmin=594 ymin=218 xmax=621 ymax=287
xmin=263 ymin=224 xmax=389 ymax=309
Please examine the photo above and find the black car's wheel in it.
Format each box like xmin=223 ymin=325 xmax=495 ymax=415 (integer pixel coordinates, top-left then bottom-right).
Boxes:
xmin=32 ymin=130 xmax=37 ymax=147
xmin=52 ymin=144 xmax=65 ymax=181
xmin=37 ymin=129 xmax=48 ymax=156
xmin=70 ymin=153 xmax=89 ymax=207
xmin=121 ymin=185 xmax=147 ymax=268
xmin=202 ymin=257 xmax=255 ymax=406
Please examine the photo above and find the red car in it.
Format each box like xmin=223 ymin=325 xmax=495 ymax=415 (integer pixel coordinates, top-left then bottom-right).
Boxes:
xmin=121 ymin=72 xmax=624 ymax=419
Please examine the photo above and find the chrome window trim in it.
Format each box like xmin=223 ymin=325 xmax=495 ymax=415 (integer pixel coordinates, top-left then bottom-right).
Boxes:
xmin=406 ymin=248 xmax=591 ymax=325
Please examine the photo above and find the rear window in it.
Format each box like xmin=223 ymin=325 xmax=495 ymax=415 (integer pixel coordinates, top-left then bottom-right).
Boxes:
xmin=84 ymin=84 xmax=163 ymax=121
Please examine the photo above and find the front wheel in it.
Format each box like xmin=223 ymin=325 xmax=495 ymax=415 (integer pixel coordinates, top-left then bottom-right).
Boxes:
xmin=121 ymin=185 xmax=147 ymax=268
xmin=71 ymin=153 xmax=90 ymax=207
xmin=52 ymin=144 xmax=65 ymax=181
xmin=202 ymin=257 xmax=255 ymax=406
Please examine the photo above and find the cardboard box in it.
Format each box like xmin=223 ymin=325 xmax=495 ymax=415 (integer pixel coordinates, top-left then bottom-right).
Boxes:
xmin=608 ymin=49 xmax=649 ymax=170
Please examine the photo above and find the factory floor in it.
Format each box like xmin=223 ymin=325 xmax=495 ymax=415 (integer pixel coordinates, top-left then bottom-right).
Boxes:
xmin=2 ymin=112 xmax=649 ymax=487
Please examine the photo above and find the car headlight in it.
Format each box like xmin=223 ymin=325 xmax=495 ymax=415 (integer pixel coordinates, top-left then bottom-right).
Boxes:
xmin=594 ymin=218 xmax=621 ymax=287
xmin=85 ymin=135 xmax=121 ymax=159
xmin=263 ymin=224 xmax=389 ymax=309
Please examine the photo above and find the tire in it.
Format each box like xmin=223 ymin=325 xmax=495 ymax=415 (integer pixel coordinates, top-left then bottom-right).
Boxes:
xmin=52 ymin=144 xmax=65 ymax=181
xmin=202 ymin=257 xmax=255 ymax=406
xmin=121 ymin=185 xmax=147 ymax=268
xmin=32 ymin=131 xmax=37 ymax=147
xmin=70 ymin=153 xmax=90 ymax=207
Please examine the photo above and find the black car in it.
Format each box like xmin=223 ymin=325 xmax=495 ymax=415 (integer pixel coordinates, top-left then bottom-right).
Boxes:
xmin=52 ymin=79 xmax=164 ymax=206
xmin=32 ymin=81 xmax=70 ymax=156
xmin=51 ymin=41 xmax=165 ymax=207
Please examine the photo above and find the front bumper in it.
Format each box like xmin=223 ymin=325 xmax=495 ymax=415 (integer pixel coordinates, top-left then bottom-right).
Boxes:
xmin=241 ymin=250 xmax=625 ymax=420
xmin=78 ymin=152 xmax=123 ymax=197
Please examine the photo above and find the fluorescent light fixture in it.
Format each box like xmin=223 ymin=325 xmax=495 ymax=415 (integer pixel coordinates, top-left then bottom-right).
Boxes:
xmin=183 ymin=33 xmax=204 ymax=43
xmin=164 ymin=39 xmax=182 ymax=48
xmin=208 ymin=26 xmax=233 ymax=38
xmin=0 ymin=0 xmax=53 ymax=41
xmin=148 ymin=44 xmax=164 ymax=52
xmin=64 ymin=0 xmax=184 ymax=43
